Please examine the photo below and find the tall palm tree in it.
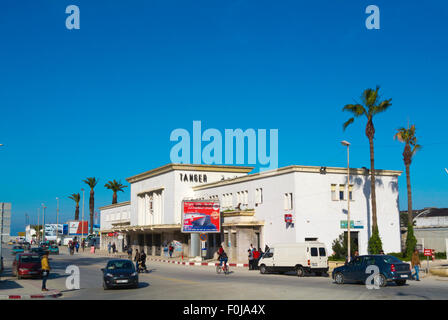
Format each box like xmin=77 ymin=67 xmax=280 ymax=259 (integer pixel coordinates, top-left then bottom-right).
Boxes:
xmin=83 ymin=177 xmax=99 ymax=234
xmin=105 ymin=180 xmax=128 ymax=204
xmin=394 ymin=124 xmax=421 ymax=226
xmin=68 ymin=193 xmax=81 ymax=220
xmin=343 ymin=86 xmax=392 ymax=252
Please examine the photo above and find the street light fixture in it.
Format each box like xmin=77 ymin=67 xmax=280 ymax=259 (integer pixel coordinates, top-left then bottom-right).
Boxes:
xmin=81 ymin=188 xmax=85 ymax=243
xmin=341 ymin=140 xmax=351 ymax=262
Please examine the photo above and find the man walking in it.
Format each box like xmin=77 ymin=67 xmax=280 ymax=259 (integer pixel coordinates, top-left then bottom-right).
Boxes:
xmin=41 ymin=251 xmax=51 ymax=291
xmin=134 ymin=249 xmax=140 ymax=271
xmin=169 ymin=243 xmax=174 ymax=258
xmin=248 ymin=249 xmax=254 ymax=270
xmin=412 ymin=249 xmax=421 ymax=281
xmin=127 ymin=246 xmax=133 ymax=260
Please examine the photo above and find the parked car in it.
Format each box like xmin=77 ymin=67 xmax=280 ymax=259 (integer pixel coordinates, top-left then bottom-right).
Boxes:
xmin=12 ymin=253 xmax=43 ymax=279
xmin=48 ymin=245 xmax=59 ymax=255
xmin=101 ymin=259 xmax=139 ymax=290
xmin=258 ymin=242 xmax=329 ymax=276
xmin=332 ymin=255 xmax=412 ymax=287
xmin=30 ymin=247 xmax=49 ymax=257
xmin=11 ymin=245 xmax=25 ymax=255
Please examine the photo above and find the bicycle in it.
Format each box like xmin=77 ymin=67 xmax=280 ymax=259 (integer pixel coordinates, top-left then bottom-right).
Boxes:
xmin=216 ymin=263 xmax=230 ymax=275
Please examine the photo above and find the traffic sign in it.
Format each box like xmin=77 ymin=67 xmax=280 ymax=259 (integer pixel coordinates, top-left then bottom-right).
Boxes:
xmin=424 ymin=249 xmax=433 ymax=256
xmin=199 ymin=233 xmax=207 ymax=241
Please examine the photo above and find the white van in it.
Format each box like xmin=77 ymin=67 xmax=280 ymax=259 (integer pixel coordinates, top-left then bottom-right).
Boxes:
xmin=258 ymin=242 xmax=329 ymax=277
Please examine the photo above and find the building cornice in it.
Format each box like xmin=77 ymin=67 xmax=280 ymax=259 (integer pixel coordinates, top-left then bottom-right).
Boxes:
xmin=99 ymin=201 xmax=131 ymax=210
xmin=193 ymin=165 xmax=402 ymax=191
xmin=126 ymin=163 xmax=254 ymax=184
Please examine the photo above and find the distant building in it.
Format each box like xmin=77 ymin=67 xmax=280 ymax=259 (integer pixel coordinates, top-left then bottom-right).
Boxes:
xmin=414 ymin=208 xmax=448 ymax=253
xmin=0 ymin=203 xmax=11 ymax=243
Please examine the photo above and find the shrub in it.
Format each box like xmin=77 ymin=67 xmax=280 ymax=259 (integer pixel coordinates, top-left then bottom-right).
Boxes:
xmin=405 ymin=224 xmax=417 ymax=259
xmin=368 ymin=227 xmax=383 ymax=254
xmin=330 ymin=232 xmax=358 ymax=260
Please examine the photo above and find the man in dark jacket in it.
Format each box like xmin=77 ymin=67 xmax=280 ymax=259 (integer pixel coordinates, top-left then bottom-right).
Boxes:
xmin=134 ymin=249 xmax=140 ymax=271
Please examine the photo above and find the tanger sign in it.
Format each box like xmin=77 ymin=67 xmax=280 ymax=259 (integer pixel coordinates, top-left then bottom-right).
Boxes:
xmin=181 ymin=200 xmax=220 ymax=233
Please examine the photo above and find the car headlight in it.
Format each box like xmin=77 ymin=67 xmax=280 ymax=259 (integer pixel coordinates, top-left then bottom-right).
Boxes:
xmin=105 ymin=273 xmax=113 ymax=277
xmin=131 ymin=272 xmax=138 ymax=276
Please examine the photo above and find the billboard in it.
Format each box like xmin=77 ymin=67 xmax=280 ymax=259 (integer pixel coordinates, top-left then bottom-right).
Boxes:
xmin=181 ymin=200 xmax=220 ymax=233
xmin=44 ymin=224 xmax=64 ymax=238
xmin=68 ymin=221 xmax=89 ymax=235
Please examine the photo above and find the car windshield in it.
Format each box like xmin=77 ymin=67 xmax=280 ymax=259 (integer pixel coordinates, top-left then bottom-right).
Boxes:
xmin=20 ymin=255 xmax=41 ymax=263
xmin=380 ymin=255 xmax=403 ymax=264
xmin=106 ymin=261 xmax=133 ymax=270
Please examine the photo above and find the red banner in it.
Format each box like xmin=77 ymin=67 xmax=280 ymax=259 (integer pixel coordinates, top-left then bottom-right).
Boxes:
xmin=182 ymin=201 xmax=220 ymax=233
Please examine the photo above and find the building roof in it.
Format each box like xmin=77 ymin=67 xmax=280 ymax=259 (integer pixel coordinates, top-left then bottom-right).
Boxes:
xmin=193 ymin=164 xmax=402 ymax=191
xmin=99 ymin=201 xmax=131 ymax=211
xmin=415 ymin=208 xmax=448 ymax=218
xmin=126 ymin=163 xmax=254 ymax=184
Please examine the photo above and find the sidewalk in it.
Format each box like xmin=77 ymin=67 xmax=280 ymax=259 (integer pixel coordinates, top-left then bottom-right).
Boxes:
xmin=75 ymin=248 xmax=249 ymax=267
xmin=0 ymin=272 xmax=62 ymax=299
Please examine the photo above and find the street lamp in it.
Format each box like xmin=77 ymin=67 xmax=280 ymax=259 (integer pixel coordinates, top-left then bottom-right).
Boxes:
xmin=41 ymin=203 xmax=46 ymax=242
xmin=37 ymin=208 xmax=40 ymax=244
xmin=56 ymin=197 xmax=59 ymax=245
xmin=81 ymin=188 xmax=85 ymax=242
xmin=341 ymin=140 xmax=351 ymax=262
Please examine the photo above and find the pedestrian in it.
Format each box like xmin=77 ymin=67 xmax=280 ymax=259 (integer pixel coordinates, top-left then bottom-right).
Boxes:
xmin=139 ymin=250 xmax=147 ymax=273
xmin=82 ymin=240 xmax=85 ymax=252
xmin=112 ymin=242 xmax=116 ymax=254
xmin=411 ymin=249 xmax=421 ymax=281
xmin=379 ymin=250 xmax=384 ymax=255
xmin=134 ymin=249 xmax=140 ymax=271
xmin=169 ymin=243 xmax=174 ymax=258
xmin=248 ymin=249 xmax=254 ymax=270
xmin=253 ymin=248 xmax=260 ymax=270
xmin=41 ymin=251 xmax=51 ymax=291
xmin=107 ymin=242 xmax=111 ymax=254
xmin=354 ymin=250 xmax=359 ymax=257
xmin=264 ymin=244 xmax=269 ymax=253
xmin=75 ymin=241 xmax=79 ymax=253
xmin=127 ymin=246 xmax=133 ymax=260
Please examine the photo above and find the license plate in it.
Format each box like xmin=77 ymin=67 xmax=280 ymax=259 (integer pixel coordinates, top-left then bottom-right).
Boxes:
xmin=400 ymin=275 xmax=408 ymax=278
xmin=116 ymin=279 xmax=128 ymax=283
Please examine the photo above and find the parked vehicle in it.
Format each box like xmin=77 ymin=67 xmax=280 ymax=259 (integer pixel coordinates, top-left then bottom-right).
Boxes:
xmin=8 ymin=240 xmax=14 ymax=245
xmin=48 ymin=245 xmax=59 ymax=255
xmin=12 ymin=253 xmax=43 ymax=279
xmin=332 ymin=255 xmax=412 ymax=287
xmin=11 ymin=245 xmax=24 ymax=255
xmin=101 ymin=259 xmax=139 ymax=290
xmin=258 ymin=242 xmax=329 ymax=276
xmin=30 ymin=247 xmax=49 ymax=258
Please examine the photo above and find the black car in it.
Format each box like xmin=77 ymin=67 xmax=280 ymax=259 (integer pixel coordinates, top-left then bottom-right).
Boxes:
xmin=332 ymin=255 xmax=412 ymax=287
xmin=102 ymin=259 xmax=139 ymax=290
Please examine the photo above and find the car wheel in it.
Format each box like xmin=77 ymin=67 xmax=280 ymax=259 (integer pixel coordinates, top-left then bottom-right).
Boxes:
xmin=103 ymin=281 xmax=109 ymax=290
xmin=375 ymin=274 xmax=387 ymax=287
xmin=296 ymin=266 xmax=305 ymax=277
xmin=259 ymin=264 xmax=267 ymax=274
xmin=334 ymin=272 xmax=344 ymax=284
xmin=395 ymin=280 xmax=406 ymax=286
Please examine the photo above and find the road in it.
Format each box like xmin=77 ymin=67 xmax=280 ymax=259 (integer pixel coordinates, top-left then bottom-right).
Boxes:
xmin=1 ymin=245 xmax=448 ymax=300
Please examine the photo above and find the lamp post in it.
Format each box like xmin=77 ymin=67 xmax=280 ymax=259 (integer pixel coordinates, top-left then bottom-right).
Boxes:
xmin=341 ymin=140 xmax=351 ymax=262
xmin=37 ymin=208 xmax=40 ymax=244
xmin=41 ymin=203 xmax=47 ymax=242
xmin=81 ymin=188 xmax=85 ymax=242
xmin=56 ymin=197 xmax=59 ymax=245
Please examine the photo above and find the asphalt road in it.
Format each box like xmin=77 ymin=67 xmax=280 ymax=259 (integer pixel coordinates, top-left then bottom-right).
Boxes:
xmin=2 ymin=245 xmax=448 ymax=300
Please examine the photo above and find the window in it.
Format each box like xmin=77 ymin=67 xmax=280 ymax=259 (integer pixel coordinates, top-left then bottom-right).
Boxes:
xmin=231 ymin=232 xmax=237 ymax=247
xmin=348 ymin=185 xmax=353 ymax=201
xmin=255 ymin=188 xmax=263 ymax=205
xmin=284 ymin=193 xmax=293 ymax=210
xmin=319 ymin=248 xmax=326 ymax=257
xmin=339 ymin=185 xmax=345 ymax=200
xmin=331 ymin=184 xmax=337 ymax=201
xmin=311 ymin=248 xmax=318 ymax=257
xmin=243 ymin=190 xmax=248 ymax=205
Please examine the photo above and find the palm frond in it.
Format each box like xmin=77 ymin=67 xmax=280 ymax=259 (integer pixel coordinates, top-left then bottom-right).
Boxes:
xmin=343 ymin=118 xmax=355 ymax=131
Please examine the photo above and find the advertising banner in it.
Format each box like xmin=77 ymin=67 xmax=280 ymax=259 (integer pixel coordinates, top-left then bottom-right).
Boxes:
xmin=181 ymin=200 xmax=220 ymax=233
xmin=68 ymin=221 xmax=89 ymax=235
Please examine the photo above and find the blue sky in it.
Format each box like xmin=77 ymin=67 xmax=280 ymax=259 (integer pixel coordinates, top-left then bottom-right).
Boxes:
xmin=1 ymin=0 xmax=447 ymax=235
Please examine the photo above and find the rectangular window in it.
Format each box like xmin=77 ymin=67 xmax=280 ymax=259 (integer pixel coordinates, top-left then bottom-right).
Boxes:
xmin=331 ymin=184 xmax=337 ymax=201
xmin=319 ymin=248 xmax=326 ymax=257
xmin=311 ymin=248 xmax=318 ymax=257
xmin=244 ymin=190 xmax=248 ymax=205
xmin=255 ymin=188 xmax=263 ymax=205
xmin=349 ymin=185 xmax=353 ymax=201
xmin=339 ymin=185 xmax=345 ymax=200
xmin=284 ymin=193 xmax=293 ymax=210
xmin=231 ymin=232 xmax=237 ymax=247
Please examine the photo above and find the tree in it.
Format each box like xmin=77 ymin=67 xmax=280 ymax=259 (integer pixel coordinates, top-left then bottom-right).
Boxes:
xmin=331 ymin=233 xmax=358 ymax=260
xmin=68 ymin=193 xmax=81 ymax=220
xmin=83 ymin=177 xmax=99 ymax=234
xmin=343 ymin=86 xmax=392 ymax=253
xmin=104 ymin=180 xmax=128 ymax=204
xmin=394 ymin=124 xmax=421 ymax=257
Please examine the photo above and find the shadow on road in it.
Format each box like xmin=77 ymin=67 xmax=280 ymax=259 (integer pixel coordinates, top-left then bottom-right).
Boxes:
xmin=0 ymin=279 xmax=24 ymax=290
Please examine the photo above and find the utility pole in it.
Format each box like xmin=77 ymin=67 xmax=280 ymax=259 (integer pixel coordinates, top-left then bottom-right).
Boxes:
xmin=56 ymin=197 xmax=59 ymax=245
xmin=37 ymin=208 xmax=40 ymax=244
xmin=41 ymin=203 xmax=46 ymax=242
xmin=341 ymin=140 xmax=351 ymax=262
xmin=81 ymin=188 xmax=85 ymax=242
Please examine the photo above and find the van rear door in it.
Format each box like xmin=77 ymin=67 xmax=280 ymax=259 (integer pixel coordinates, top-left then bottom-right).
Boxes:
xmin=318 ymin=247 xmax=328 ymax=268
xmin=310 ymin=247 xmax=319 ymax=268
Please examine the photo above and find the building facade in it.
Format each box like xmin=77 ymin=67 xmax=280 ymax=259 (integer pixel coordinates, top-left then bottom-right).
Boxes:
xmin=0 ymin=203 xmax=11 ymax=243
xmin=100 ymin=164 xmax=402 ymax=262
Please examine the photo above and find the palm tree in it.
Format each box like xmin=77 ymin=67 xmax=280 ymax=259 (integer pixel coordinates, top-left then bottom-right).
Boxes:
xmin=83 ymin=177 xmax=99 ymax=234
xmin=394 ymin=124 xmax=421 ymax=256
xmin=343 ymin=86 xmax=392 ymax=253
xmin=105 ymin=180 xmax=128 ymax=204
xmin=68 ymin=193 xmax=81 ymax=220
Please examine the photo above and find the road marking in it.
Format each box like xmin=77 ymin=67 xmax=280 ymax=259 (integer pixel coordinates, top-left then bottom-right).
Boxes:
xmin=148 ymin=275 xmax=199 ymax=285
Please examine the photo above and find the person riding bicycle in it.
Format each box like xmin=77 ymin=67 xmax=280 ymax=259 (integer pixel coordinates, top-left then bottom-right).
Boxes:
xmin=218 ymin=246 xmax=228 ymax=270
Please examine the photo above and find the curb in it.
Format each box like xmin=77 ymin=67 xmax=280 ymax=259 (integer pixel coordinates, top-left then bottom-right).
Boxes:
xmin=147 ymin=257 xmax=249 ymax=268
xmin=0 ymin=291 xmax=62 ymax=299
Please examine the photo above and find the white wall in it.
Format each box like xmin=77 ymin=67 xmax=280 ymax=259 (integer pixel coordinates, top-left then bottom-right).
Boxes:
xmin=100 ymin=204 xmax=131 ymax=231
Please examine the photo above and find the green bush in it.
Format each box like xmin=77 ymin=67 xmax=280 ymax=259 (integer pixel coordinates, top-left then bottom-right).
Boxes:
xmin=330 ymin=232 xmax=358 ymax=260
xmin=405 ymin=224 xmax=417 ymax=259
xmin=368 ymin=227 xmax=383 ymax=254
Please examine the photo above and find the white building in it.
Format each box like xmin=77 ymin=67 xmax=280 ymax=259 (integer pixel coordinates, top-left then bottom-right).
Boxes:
xmin=100 ymin=164 xmax=402 ymax=262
